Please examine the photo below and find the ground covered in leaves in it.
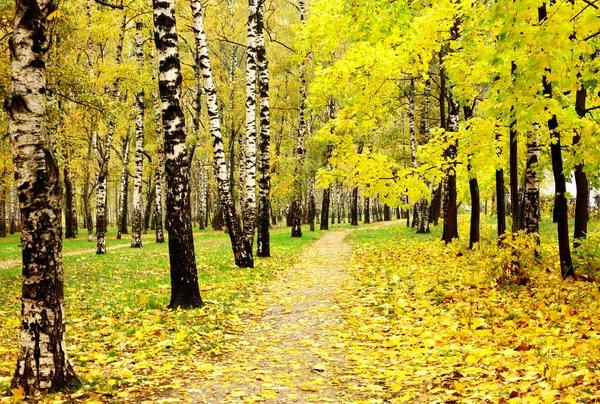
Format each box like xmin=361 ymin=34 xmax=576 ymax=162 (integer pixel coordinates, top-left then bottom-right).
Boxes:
xmin=1 ymin=218 xmax=600 ymax=403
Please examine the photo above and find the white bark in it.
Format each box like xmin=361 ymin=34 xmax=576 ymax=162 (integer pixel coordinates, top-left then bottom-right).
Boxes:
xmin=131 ymin=21 xmax=145 ymax=248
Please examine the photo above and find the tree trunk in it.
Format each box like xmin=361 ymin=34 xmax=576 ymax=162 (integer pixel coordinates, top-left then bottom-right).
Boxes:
xmin=116 ymin=131 xmax=132 ymax=240
xmin=7 ymin=0 xmax=80 ymax=392
xmin=0 ymin=174 xmax=5 ymax=237
xmin=151 ymin=51 xmax=165 ymax=243
xmin=197 ymin=159 xmax=207 ymax=231
xmin=416 ymin=78 xmax=431 ymax=234
xmin=523 ymin=125 xmax=541 ymax=238
xmin=131 ymin=21 xmax=145 ymax=248
xmin=95 ymin=125 xmax=114 ymax=255
xmin=363 ymin=197 xmax=370 ymax=224
xmin=350 ymin=187 xmax=359 ymax=226
xmin=64 ymin=166 xmax=77 ymax=239
xmin=83 ymin=133 xmax=95 ymax=242
xmin=143 ymin=177 xmax=155 ymax=233
xmin=9 ymin=181 xmax=16 ymax=234
xmin=308 ymin=180 xmax=316 ymax=231
xmin=154 ymin=0 xmax=204 ymax=308
xmin=495 ymin=141 xmax=507 ymax=238
xmin=191 ymin=0 xmax=253 ymax=267
xmin=256 ymin=1 xmax=271 ymax=256
xmin=573 ymin=86 xmax=589 ymax=248
xmin=509 ymin=62 xmax=520 ymax=233
xmin=243 ymin=0 xmax=258 ymax=246
xmin=539 ymin=4 xmax=573 ymax=278
xmin=464 ymin=106 xmax=480 ymax=249
xmin=442 ymin=92 xmax=459 ymax=243
xmin=291 ymin=0 xmax=307 ymax=238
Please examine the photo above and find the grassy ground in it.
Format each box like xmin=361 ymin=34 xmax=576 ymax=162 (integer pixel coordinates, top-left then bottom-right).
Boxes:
xmin=0 ymin=226 xmax=322 ymax=402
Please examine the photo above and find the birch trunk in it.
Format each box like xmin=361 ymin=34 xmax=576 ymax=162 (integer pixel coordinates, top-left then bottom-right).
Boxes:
xmin=153 ymin=0 xmax=204 ymax=308
xmin=152 ymin=50 xmax=165 ymax=243
xmin=198 ymin=158 xmax=207 ymax=230
xmin=83 ymin=132 xmax=94 ymax=241
xmin=95 ymin=12 xmax=125 ymax=254
xmin=243 ymin=0 xmax=258 ymax=245
xmin=291 ymin=0 xmax=307 ymax=238
xmin=116 ymin=131 xmax=132 ymax=239
xmin=256 ymin=1 xmax=271 ymax=256
xmin=0 ymin=171 xmax=5 ymax=237
xmin=7 ymin=0 xmax=80 ymax=392
xmin=64 ymin=166 xmax=77 ymax=239
xmin=416 ymin=78 xmax=431 ymax=234
xmin=190 ymin=0 xmax=253 ymax=267
xmin=131 ymin=21 xmax=145 ymax=248
xmin=523 ymin=124 xmax=540 ymax=238
xmin=9 ymin=181 xmax=16 ymax=233
xmin=95 ymin=124 xmax=114 ymax=255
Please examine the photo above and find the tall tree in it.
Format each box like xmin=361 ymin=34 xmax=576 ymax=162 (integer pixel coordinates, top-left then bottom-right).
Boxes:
xmin=243 ymin=0 xmax=258 ymax=246
xmin=256 ymin=0 xmax=272 ymax=256
xmin=291 ymin=0 xmax=308 ymax=238
xmin=523 ymin=124 xmax=541 ymax=238
xmin=539 ymin=4 xmax=573 ymax=279
xmin=573 ymin=86 xmax=589 ymax=248
xmin=131 ymin=21 xmax=145 ymax=249
xmin=6 ymin=0 xmax=80 ymax=393
xmin=95 ymin=11 xmax=126 ymax=254
xmin=0 ymin=170 xmax=6 ymax=238
xmin=152 ymin=53 xmax=165 ymax=244
xmin=191 ymin=0 xmax=253 ymax=267
xmin=153 ymin=0 xmax=204 ymax=308
xmin=116 ymin=131 xmax=132 ymax=239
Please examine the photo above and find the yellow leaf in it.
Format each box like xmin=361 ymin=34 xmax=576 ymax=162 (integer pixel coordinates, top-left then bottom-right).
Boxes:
xmin=260 ymin=390 xmax=277 ymax=398
xmin=10 ymin=386 xmax=25 ymax=402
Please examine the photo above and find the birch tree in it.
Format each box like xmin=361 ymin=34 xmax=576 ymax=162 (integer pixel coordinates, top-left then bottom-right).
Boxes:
xmin=131 ymin=21 xmax=145 ymax=249
xmin=243 ymin=0 xmax=258 ymax=245
xmin=191 ymin=0 xmax=253 ymax=267
xmin=153 ymin=0 xmax=204 ymax=308
xmin=152 ymin=51 xmax=165 ymax=244
xmin=6 ymin=0 xmax=80 ymax=393
xmin=116 ymin=131 xmax=132 ymax=239
xmin=291 ymin=0 xmax=307 ymax=238
xmin=256 ymin=0 xmax=271 ymax=256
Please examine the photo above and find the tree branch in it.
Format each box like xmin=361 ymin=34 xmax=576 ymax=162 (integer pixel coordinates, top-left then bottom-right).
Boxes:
xmin=93 ymin=0 xmax=124 ymax=9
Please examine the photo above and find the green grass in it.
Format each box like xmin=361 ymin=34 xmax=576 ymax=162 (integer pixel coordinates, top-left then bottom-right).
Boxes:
xmin=0 ymin=225 xmax=323 ymax=395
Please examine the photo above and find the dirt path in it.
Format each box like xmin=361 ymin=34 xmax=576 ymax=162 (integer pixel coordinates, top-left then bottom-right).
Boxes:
xmin=167 ymin=229 xmax=374 ymax=403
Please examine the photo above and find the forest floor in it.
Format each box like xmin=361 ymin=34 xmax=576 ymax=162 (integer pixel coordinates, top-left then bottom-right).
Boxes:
xmin=2 ymin=218 xmax=600 ymax=403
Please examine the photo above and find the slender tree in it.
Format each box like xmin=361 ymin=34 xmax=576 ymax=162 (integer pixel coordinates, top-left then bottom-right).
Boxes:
xmin=151 ymin=50 xmax=165 ymax=243
xmin=523 ymin=124 xmax=541 ymax=238
xmin=539 ymin=4 xmax=573 ymax=279
xmin=131 ymin=21 xmax=145 ymax=248
xmin=573 ymin=86 xmax=589 ymax=248
xmin=243 ymin=0 xmax=258 ymax=246
xmin=191 ymin=0 xmax=253 ymax=267
xmin=256 ymin=0 xmax=272 ymax=256
xmin=153 ymin=0 xmax=204 ymax=308
xmin=290 ymin=0 xmax=308 ymax=238
xmin=116 ymin=131 xmax=132 ymax=239
xmin=6 ymin=0 xmax=80 ymax=393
